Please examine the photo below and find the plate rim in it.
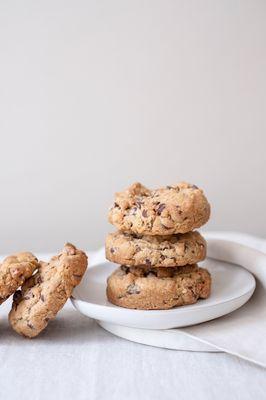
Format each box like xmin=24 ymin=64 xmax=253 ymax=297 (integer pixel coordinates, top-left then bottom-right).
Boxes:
xmin=71 ymin=257 xmax=256 ymax=317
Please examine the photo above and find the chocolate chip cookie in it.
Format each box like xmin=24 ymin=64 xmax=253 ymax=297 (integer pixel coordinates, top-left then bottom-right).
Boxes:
xmin=106 ymin=230 xmax=206 ymax=268
xmin=0 ymin=252 xmax=39 ymax=304
xmin=9 ymin=243 xmax=88 ymax=338
xmin=107 ymin=264 xmax=211 ymax=310
xmin=108 ymin=182 xmax=210 ymax=235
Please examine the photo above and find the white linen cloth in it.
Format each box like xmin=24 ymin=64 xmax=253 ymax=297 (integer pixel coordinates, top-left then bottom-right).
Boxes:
xmin=0 ymin=232 xmax=265 ymax=400
xmin=183 ymin=232 xmax=266 ymax=367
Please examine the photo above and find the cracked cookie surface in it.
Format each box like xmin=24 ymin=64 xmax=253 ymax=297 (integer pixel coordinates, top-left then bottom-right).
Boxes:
xmin=9 ymin=243 xmax=88 ymax=338
xmin=108 ymin=182 xmax=210 ymax=235
xmin=106 ymin=264 xmax=211 ymax=310
xmin=0 ymin=252 xmax=39 ymax=304
xmin=106 ymin=230 xmax=206 ymax=267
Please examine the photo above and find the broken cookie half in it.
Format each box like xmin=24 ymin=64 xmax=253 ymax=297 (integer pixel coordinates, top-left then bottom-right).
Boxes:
xmin=9 ymin=243 xmax=88 ymax=338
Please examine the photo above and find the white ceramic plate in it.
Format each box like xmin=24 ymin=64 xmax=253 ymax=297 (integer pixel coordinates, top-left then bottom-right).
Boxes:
xmin=71 ymin=257 xmax=255 ymax=330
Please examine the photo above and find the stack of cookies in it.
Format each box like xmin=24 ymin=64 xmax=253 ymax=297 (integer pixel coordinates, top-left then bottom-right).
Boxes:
xmin=105 ymin=182 xmax=211 ymax=310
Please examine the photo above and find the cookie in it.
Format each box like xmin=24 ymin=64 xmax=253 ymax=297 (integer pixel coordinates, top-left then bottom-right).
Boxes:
xmin=0 ymin=252 xmax=39 ymax=304
xmin=108 ymin=182 xmax=210 ymax=235
xmin=106 ymin=230 xmax=206 ymax=268
xmin=9 ymin=243 xmax=88 ymax=338
xmin=106 ymin=264 xmax=211 ymax=310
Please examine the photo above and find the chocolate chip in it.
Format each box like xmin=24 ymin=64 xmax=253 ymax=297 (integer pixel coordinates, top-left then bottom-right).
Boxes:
xmin=110 ymin=247 xmax=115 ymax=254
xmin=126 ymin=284 xmax=141 ymax=295
xmin=44 ymin=317 xmax=50 ymax=323
xmin=191 ymin=184 xmax=198 ymax=189
xmin=36 ymin=275 xmax=42 ymax=284
xmin=27 ymin=322 xmax=34 ymax=329
xmin=114 ymin=202 xmax=119 ymax=207
xmin=136 ymin=200 xmax=143 ymax=208
xmin=145 ymin=259 xmax=151 ymax=266
xmin=161 ymin=224 xmax=171 ymax=230
xmin=40 ymin=295 xmax=45 ymax=302
xmin=13 ymin=290 xmax=22 ymax=303
xmin=121 ymin=265 xmax=130 ymax=273
xmin=157 ymin=203 xmax=165 ymax=215
xmin=142 ymin=209 xmax=148 ymax=218
xmin=131 ymin=206 xmax=137 ymax=215
xmin=166 ymin=186 xmax=173 ymax=189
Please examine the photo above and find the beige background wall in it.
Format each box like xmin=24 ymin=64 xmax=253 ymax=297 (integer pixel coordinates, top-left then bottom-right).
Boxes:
xmin=0 ymin=0 xmax=265 ymax=253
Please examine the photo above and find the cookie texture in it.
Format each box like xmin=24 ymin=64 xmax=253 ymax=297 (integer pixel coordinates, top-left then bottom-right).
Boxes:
xmin=106 ymin=230 xmax=206 ymax=268
xmin=0 ymin=252 xmax=39 ymax=304
xmin=108 ymin=182 xmax=210 ymax=235
xmin=9 ymin=243 xmax=88 ymax=338
xmin=106 ymin=264 xmax=211 ymax=310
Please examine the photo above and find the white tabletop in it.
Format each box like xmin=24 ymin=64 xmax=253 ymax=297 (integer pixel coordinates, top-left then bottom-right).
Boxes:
xmin=0 ymin=301 xmax=265 ymax=400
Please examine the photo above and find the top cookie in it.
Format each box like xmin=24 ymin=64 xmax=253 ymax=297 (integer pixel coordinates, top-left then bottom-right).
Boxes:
xmin=108 ymin=182 xmax=210 ymax=235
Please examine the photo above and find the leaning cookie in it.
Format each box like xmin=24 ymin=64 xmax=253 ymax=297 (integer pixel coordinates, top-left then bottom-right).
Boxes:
xmin=0 ymin=252 xmax=39 ymax=304
xmin=106 ymin=230 xmax=206 ymax=268
xmin=107 ymin=264 xmax=211 ymax=310
xmin=9 ymin=243 xmax=88 ymax=338
xmin=108 ymin=182 xmax=210 ymax=236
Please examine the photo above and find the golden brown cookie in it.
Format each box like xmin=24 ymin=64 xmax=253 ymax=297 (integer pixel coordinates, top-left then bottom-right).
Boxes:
xmin=106 ymin=264 xmax=211 ymax=310
xmin=9 ymin=243 xmax=88 ymax=338
xmin=108 ymin=182 xmax=210 ymax=235
xmin=106 ymin=230 xmax=206 ymax=268
xmin=0 ymin=252 xmax=39 ymax=304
